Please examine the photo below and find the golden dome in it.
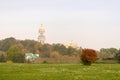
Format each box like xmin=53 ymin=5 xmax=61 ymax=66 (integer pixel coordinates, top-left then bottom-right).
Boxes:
xmin=39 ymin=24 xmax=45 ymax=33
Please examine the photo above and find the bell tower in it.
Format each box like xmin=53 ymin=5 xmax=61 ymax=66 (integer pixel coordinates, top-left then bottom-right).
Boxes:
xmin=38 ymin=24 xmax=45 ymax=44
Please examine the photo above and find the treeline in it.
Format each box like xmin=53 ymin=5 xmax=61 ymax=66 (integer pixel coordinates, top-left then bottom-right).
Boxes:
xmin=0 ymin=37 xmax=82 ymax=63
xmin=0 ymin=37 xmax=120 ymax=63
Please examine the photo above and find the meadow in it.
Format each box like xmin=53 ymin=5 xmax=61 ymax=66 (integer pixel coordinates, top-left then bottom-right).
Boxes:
xmin=0 ymin=63 xmax=120 ymax=80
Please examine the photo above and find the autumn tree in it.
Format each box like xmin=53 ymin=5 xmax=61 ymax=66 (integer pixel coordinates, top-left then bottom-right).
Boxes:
xmin=39 ymin=44 xmax=52 ymax=57
xmin=81 ymin=49 xmax=98 ymax=65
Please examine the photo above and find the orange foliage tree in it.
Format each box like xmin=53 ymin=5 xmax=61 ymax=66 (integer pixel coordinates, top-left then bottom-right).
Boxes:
xmin=81 ymin=49 xmax=98 ymax=65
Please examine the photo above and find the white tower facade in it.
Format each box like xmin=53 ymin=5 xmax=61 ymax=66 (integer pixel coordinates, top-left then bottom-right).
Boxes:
xmin=38 ymin=24 xmax=45 ymax=44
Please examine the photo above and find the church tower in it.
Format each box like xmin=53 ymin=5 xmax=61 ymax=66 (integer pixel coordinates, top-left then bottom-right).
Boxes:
xmin=38 ymin=24 xmax=45 ymax=44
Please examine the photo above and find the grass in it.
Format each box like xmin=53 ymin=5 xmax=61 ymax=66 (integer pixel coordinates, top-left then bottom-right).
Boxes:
xmin=0 ymin=63 xmax=120 ymax=80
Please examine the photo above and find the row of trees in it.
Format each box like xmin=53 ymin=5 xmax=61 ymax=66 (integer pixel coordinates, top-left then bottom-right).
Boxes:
xmin=0 ymin=37 xmax=120 ymax=63
xmin=0 ymin=37 xmax=82 ymax=63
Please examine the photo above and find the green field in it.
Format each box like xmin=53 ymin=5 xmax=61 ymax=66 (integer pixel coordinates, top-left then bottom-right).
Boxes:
xmin=0 ymin=63 xmax=120 ymax=80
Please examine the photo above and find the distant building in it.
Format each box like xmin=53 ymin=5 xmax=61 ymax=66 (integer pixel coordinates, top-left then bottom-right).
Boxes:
xmin=25 ymin=53 xmax=39 ymax=63
xmin=64 ymin=41 xmax=78 ymax=49
xmin=38 ymin=24 xmax=45 ymax=44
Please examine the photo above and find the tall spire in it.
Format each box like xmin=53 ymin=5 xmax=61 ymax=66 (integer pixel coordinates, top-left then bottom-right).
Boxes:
xmin=39 ymin=24 xmax=45 ymax=33
xmin=38 ymin=24 xmax=45 ymax=44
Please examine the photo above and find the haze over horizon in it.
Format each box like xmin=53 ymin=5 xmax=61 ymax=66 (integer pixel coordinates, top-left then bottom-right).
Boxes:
xmin=0 ymin=0 xmax=120 ymax=50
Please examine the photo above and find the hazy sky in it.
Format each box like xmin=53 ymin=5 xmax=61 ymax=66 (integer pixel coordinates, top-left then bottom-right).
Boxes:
xmin=0 ymin=0 xmax=120 ymax=50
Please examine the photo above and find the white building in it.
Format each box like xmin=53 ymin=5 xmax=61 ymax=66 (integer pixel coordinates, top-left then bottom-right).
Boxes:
xmin=64 ymin=41 xmax=78 ymax=49
xmin=38 ymin=24 xmax=45 ymax=44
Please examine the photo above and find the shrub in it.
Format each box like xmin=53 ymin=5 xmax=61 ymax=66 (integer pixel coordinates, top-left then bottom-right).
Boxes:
xmin=81 ymin=49 xmax=98 ymax=65
xmin=0 ymin=51 xmax=7 ymax=62
xmin=42 ymin=60 xmax=48 ymax=64
xmin=6 ymin=60 xmax=13 ymax=64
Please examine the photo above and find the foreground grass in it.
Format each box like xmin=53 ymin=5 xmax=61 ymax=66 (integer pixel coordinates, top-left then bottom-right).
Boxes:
xmin=0 ymin=63 xmax=120 ymax=80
